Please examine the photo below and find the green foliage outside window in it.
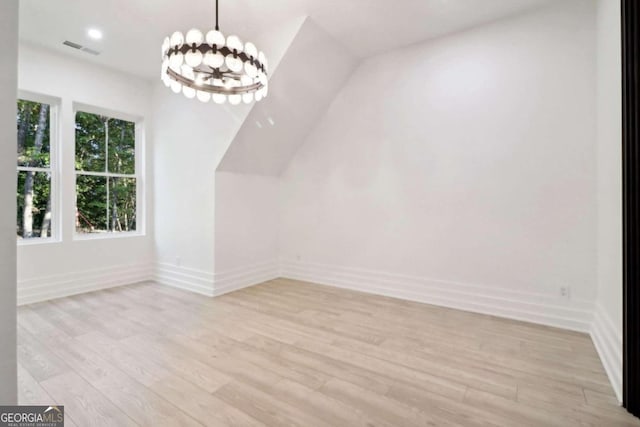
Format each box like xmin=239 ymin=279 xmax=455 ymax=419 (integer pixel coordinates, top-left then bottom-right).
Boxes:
xmin=75 ymin=111 xmax=137 ymax=234
xmin=16 ymin=99 xmax=52 ymax=239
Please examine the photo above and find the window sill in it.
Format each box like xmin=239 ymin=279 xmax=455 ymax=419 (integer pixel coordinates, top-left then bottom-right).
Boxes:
xmin=73 ymin=232 xmax=146 ymax=241
xmin=17 ymin=238 xmax=61 ymax=247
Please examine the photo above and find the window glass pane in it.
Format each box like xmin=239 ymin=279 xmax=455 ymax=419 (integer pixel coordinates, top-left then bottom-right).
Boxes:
xmin=76 ymin=175 xmax=108 ymax=233
xmin=109 ymin=177 xmax=137 ymax=232
xmin=17 ymin=171 xmax=52 ymax=239
xmin=17 ymin=99 xmax=50 ymax=168
xmin=75 ymin=111 xmax=106 ymax=172
xmin=108 ymin=119 xmax=135 ymax=175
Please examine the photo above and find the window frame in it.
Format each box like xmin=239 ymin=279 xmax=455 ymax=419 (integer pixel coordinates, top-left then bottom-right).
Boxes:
xmin=16 ymin=91 xmax=61 ymax=246
xmin=72 ymin=103 xmax=145 ymax=240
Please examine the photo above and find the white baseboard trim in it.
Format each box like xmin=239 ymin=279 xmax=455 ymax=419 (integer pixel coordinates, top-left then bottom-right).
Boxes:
xmin=18 ymin=262 xmax=154 ymax=305
xmin=591 ymin=303 xmax=623 ymax=404
xmin=213 ymin=260 xmax=280 ymax=296
xmin=153 ymin=260 xmax=279 ymax=297
xmin=280 ymin=259 xmax=594 ymax=333
xmin=17 ymin=259 xmax=278 ymax=305
xmin=153 ymin=263 xmax=215 ymax=297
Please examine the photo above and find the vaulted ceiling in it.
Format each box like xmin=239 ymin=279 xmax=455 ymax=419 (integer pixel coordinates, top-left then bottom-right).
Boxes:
xmin=19 ymin=0 xmax=553 ymax=79
xmin=218 ymin=17 xmax=358 ymax=176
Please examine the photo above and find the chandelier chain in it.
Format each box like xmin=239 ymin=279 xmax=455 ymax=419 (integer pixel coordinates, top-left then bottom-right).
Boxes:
xmin=215 ymin=0 xmax=219 ymax=31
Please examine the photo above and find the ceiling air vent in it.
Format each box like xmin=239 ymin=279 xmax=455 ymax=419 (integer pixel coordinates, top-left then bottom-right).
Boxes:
xmin=62 ymin=40 xmax=82 ymax=49
xmin=62 ymin=40 xmax=101 ymax=56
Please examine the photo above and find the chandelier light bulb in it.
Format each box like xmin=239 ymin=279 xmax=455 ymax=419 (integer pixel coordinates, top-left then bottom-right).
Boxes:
xmin=170 ymin=80 xmax=182 ymax=94
xmin=206 ymin=30 xmax=225 ymax=46
xmin=181 ymin=64 xmax=195 ymax=80
xmin=183 ymin=86 xmax=197 ymax=99
xmin=244 ymin=42 xmax=257 ymax=59
xmin=258 ymin=72 xmax=268 ymax=86
xmin=197 ymin=91 xmax=211 ymax=103
xmin=204 ymin=51 xmax=224 ymax=68
xmin=184 ymin=50 xmax=203 ymax=68
xmin=225 ymin=78 xmax=238 ymax=89
xmin=186 ymin=29 xmax=204 ymax=46
xmin=195 ymin=74 xmax=207 ymax=86
xmin=244 ymin=62 xmax=258 ymax=78
xmin=170 ymin=31 xmax=184 ymax=48
xmin=225 ymin=55 xmax=243 ymax=73
xmin=169 ymin=52 xmax=183 ymax=70
xmin=226 ymin=35 xmax=243 ymax=52
xmin=161 ymin=0 xmax=268 ymax=105
xmin=242 ymin=92 xmax=254 ymax=104
xmin=212 ymin=93 xmax=227 ymax=104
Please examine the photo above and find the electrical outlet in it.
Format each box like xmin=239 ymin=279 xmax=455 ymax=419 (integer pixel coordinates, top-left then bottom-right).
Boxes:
xmin=560 ymin=286 xmax=571 ymax=300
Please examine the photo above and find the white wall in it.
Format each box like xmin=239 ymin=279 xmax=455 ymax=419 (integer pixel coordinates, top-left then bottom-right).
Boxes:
xmin=280 ymin=0 xmax=598 ymax=332
xmin=592 ymin=0 xmax=623 ymax=403
xmin=152 ymin=84 xmax=251 ymax=295
xmin=213 ymin=172 xmax=280 ymax=294
xmin=211 ymin=18 xmax=357 ymax=295
xmin=17 ymin=44 xmax=154 ymax=304
xmin=0 ymin=0 xmax=18 ymax=405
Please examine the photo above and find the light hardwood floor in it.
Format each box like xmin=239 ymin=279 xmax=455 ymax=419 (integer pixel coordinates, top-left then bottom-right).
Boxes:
xmin=17 ymin=278 xmax=640 ymax=426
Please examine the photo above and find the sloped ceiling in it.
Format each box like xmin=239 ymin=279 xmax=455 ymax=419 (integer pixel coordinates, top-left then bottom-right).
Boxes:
xmin=217 ymin=17 xmax=357 ymax=176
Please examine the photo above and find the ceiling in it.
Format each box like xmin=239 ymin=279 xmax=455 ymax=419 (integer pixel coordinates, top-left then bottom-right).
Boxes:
xmin=219 ymin=18 xmax=358 ymax=176
xmin=19 ymin=0 xmax=553 ymax=80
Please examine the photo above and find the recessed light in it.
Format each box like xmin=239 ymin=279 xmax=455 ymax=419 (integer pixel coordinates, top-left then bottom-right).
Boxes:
xmin=87 ymin=28 xmax=103 ymax=40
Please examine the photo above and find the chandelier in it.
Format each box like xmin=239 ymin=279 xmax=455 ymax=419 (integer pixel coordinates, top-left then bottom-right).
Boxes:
xmin=160 ymin=0 xmax=268 ymax=105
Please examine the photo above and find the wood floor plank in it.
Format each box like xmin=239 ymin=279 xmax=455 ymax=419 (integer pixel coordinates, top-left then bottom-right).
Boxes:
xmin=16 ymin=325 xmax=70 ymax=382
xmin=214 ymin=380 xmax=334 ymax=427
xmin=17 ymin=363 xmax=55 ymax=405
xmin=119 ymin=333 xmax=233 ymax=393
xmin=243 ymin=334 xmax=393 ymax=395
xmin=40 ymin=372 xmax=138 ymax=427
xmin=74 ymin=331 xmax=171 ymax=387
xmin=17 ymin=279 xmax=640 ymax=427
xmin=151 ymin=375 xmax=266 ymax=427
xmin=269 ymin=378 xmax=398 ymax=427
xmin=319 ymin=377 xmax=446 ymax=427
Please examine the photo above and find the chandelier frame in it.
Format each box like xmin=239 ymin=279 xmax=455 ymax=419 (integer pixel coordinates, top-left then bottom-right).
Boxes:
xmin=161 ymin=0 xmax=268 ymax=103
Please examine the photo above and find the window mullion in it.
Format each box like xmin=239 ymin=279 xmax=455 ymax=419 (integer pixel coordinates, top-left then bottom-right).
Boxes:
xmin=105 ymin=118 xmax=110 ymax=232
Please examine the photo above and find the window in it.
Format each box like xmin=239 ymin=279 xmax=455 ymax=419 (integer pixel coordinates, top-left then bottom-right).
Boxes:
xmin=17 ymin=98 xmax=56 ymax=241
xmin=75 ymin=111 xmax=139 ymax=235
